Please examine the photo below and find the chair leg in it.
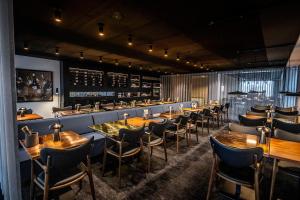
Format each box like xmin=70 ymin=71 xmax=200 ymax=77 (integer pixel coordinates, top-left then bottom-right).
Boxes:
xmin=88 ymin=172 xmax=96 ymax=200
xmin=30 ymin=160 xmax=35 ymax=200
xmin=206 ymin=157 xmax=216 ymax=200
xmin=202 ymin=121 xmax=204 ymax=136
xmin=254 ymin=170 xmax=260 ymax=200
xmin=163 ymin=140 xmax=168 ymax=162
xmin=102 ymin=149 xmax=107 ymax=176
xmin=150 ymin=146 xmax=153 ymax=157
xmin=118 ymin=157 xmax=122 ymax=188
xmin=196 ymin=127 xmax=199 ymax=143
xmin=176 ymin=134 xmax=179 ymax=153
xmin=147 ymin=145 xmax=151 ymax=172
xmin=186 ymin=132 xmax=189 ymax=147
xmin=43 ymin=179 xmax=49 ymax=200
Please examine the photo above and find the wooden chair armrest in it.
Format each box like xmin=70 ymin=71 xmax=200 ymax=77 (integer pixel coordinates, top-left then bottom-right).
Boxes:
xmin=34 ymin=159 xmax=47 ymax=171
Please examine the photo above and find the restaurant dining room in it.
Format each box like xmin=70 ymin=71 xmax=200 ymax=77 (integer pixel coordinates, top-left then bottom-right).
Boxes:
xmin=1 ymin=0 xmax=300 ymax=200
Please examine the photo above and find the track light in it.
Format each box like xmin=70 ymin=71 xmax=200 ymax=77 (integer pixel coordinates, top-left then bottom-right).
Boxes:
xmin=80 ymin=51 xmax=84 ymax=60
xmin=148 ymin=44 xmax=153 ymax=52
xmin=176 ymin=54 xmax=180 ymax=61
xmin=54 ymin=8 xmax=62 ymax=23
xmin=128 ymin=62 xmax=132 ymax=68
xmin=128 ymin=34 xmax=133 ymax=46
xmin=115 ymin=59 xmax=119 ymax=66
xmin=98 ymin=56 xmax=103 ymax=63
xmin=55 ymin=47 xmax=59 ymax=55
xmin=23 ymin=42 xmax=29 ymax=50
xmin=98 ymin=22 xmax=104 ymax=36
xmin=164 ymin=49 xmax=168 ymax=57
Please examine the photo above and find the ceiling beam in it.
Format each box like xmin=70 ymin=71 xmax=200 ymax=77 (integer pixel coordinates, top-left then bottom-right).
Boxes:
xmin=15 ymin=21 xmax=196 ymax=72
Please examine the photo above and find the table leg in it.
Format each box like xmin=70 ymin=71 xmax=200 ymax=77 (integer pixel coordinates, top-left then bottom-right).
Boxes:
xmin=269 ymin=158 xmax=278 ymax=200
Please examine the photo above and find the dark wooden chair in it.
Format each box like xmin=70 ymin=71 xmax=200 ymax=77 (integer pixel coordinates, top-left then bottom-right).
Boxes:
xmin=239 ymin=115 xmax=267 ymax=127
xmin=102 ymin=126 xmax=145 ymax=187
xmin=165 ymin=115 xmax=190 ymax=153
xmin=144 ymin=120 xmax=168 ymax=172
xmin=31 ymin=137 xmax=95 ymax=200
xmin=206 ymin=136 xmax=263 ymax=200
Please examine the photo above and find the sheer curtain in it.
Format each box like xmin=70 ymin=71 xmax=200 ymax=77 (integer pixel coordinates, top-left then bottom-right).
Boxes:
xmin=161 ymin=66 xmax=300 ymax=120
xmin=0 ymin=0 xmax=22 ymax=199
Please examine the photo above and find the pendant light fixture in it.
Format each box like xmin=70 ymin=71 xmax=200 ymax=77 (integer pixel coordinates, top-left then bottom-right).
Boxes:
xmin=128 ymin=34 xmax=133 ymax=46
xmin=80 ymin=51 xmax=84 ymax=60
xmin=98 ymin=22 xmax=104 ymax=37
xmin=115 ymin=59 xmax=119 ymax=66
xmin=55 ymin=47 xmax=59 ymax=55
xmin=176 ymin=53 xmax=180 ymax=61
xmin=128 ymin=62 xmax=132 ymax=68
xmin=148 ymin=44 xmax=153 ymax=52
xmin=186 ymin=60 xmax=190 ymax=64
xmin=98 ymin=56 xmax=103 ymax=63
xmin=53 ymin=8 xmax=62 ymax=23
xmin=200 ymin=64 xmax=204 ymax=69
xmin=23 ymin=41 xmax=29 ymax=50
xmin=164 ymin=49 xmax=168 ymax=57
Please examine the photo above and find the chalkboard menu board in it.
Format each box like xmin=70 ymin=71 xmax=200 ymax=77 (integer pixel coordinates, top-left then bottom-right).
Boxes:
xmin=69 ymin=68 xmax=104 ymax=87
xmin=107 ymin=72 xmax=128 ymax=88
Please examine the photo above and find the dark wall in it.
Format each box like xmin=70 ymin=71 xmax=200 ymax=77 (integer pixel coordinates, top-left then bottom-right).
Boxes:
xmin=62 ymin=59 xmax=161 ymax=106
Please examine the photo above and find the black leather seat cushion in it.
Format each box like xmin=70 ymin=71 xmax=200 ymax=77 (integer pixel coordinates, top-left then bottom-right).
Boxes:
xmin=218 ymin=161 xmax=254 ymax=186
xmin=279 ymin=166 xmax=300 ymax=179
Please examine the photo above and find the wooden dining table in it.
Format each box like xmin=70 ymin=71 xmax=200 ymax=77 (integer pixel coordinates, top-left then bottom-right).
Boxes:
xmin=243 ymin=114 xmax=272 ymax=123
xmin=159 ymin=112 xmax=183 ymax=120
xmin=89 ymin=117 xmax=161 ymax=138
xmin=183 ymin=107 xmax=204 ymax=112
xmin=214 ymin=131 xmax=300 ymax=200
xmin=19 ymin=130 xmax=88 ymax=160
xmin=17 ymin=113 xmax=43 ymax=121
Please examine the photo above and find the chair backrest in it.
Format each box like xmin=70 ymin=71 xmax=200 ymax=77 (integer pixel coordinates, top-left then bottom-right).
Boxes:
xmin=239 ymin=115 xmax=267 ymax=127
xmin=246 ymin=111 xmax=267 ymax=117
xmin=179 ymin=115 xmax=189 ymax=126
xmin=149 ymin=120 xmax=167 ymax=137
xmin=276 ymin=109 xmax=298 ymax=116
xmin=272 ymin=119 xmax=300 ymax=133
xmin=229 ymin=123 xmax=258 ymax=135
xmin=40 ymin=137 xmax=93 ymax=171
xmin=203 ymin=108 xmax=212 ymax=117
xmin=210 ymin=136 xmax=263 ymax=168
xmin=119 ymin=126 xmax=145 ymax=149
xmin=254 ymin=105 xmax=270 ymax=110
xmin=189 ymin=112 xmax=198 ymax=122
xmin=275 ymin=106 xmax=294 ymax=112
xmin=273 ymin=113 xmax=297 ymax=121
xmin=225 ymin=103 xmax=230 ymax=109
xmin=274 ymin=128 xmax=300 ymax=142
xmin=250 ymin=107 xmax=266 ymax=113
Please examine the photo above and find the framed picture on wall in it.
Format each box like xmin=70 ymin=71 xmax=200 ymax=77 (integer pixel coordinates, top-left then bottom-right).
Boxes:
xmin=16 ymin=69 xmax=53 ymax=102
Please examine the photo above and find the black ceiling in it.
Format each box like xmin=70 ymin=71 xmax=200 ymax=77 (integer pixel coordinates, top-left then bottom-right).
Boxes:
xmin=14 ymin=0 xmax=300 ymax=73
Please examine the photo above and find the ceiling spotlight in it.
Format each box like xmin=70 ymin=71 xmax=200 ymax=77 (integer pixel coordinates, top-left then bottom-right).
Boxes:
xmin=98 ymin=22 xmax=104 ymax=37
xmin=164 ymin=49 xmax=168 ymax=57
xmin=115 ymin=59 xmax=119 ymax=66
xmin=193 ymin=63 xmax=198 ymax=67
xmin=206 ymin=68 xmax=209 ymax=71
xmin=186 ymin=60 xmax=190 ymax=64
xmin=176 ymin=53 xmax=180 ymax=61
xmin=139 ymin=66 xmax=143 ymax=70
xmin=165 ymin=72 xmax=168 ymax=74
xmin=148 ymin=44 xmax=153 ymax=52
xmin=128 ymin=62 xmax=132 ymax=68
xmin=80 ymin=51 xmax=84 ymax=60
xmin=55 ymin=47 xmax=59 ymax=55
xmin=158 ymin=70 xmax=161 ymax=73
xmin=98 ymin=56 xmax=103 ymax=63
xmin=53 ymin=8 xmax=62 ymax=23
xmin=23 ymin=42 xmax=29 ymax=50
xmin=200 ymin=64 xmax=204 ymax=69
xmin=128 ymin=34 xmax=133 ymax=46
